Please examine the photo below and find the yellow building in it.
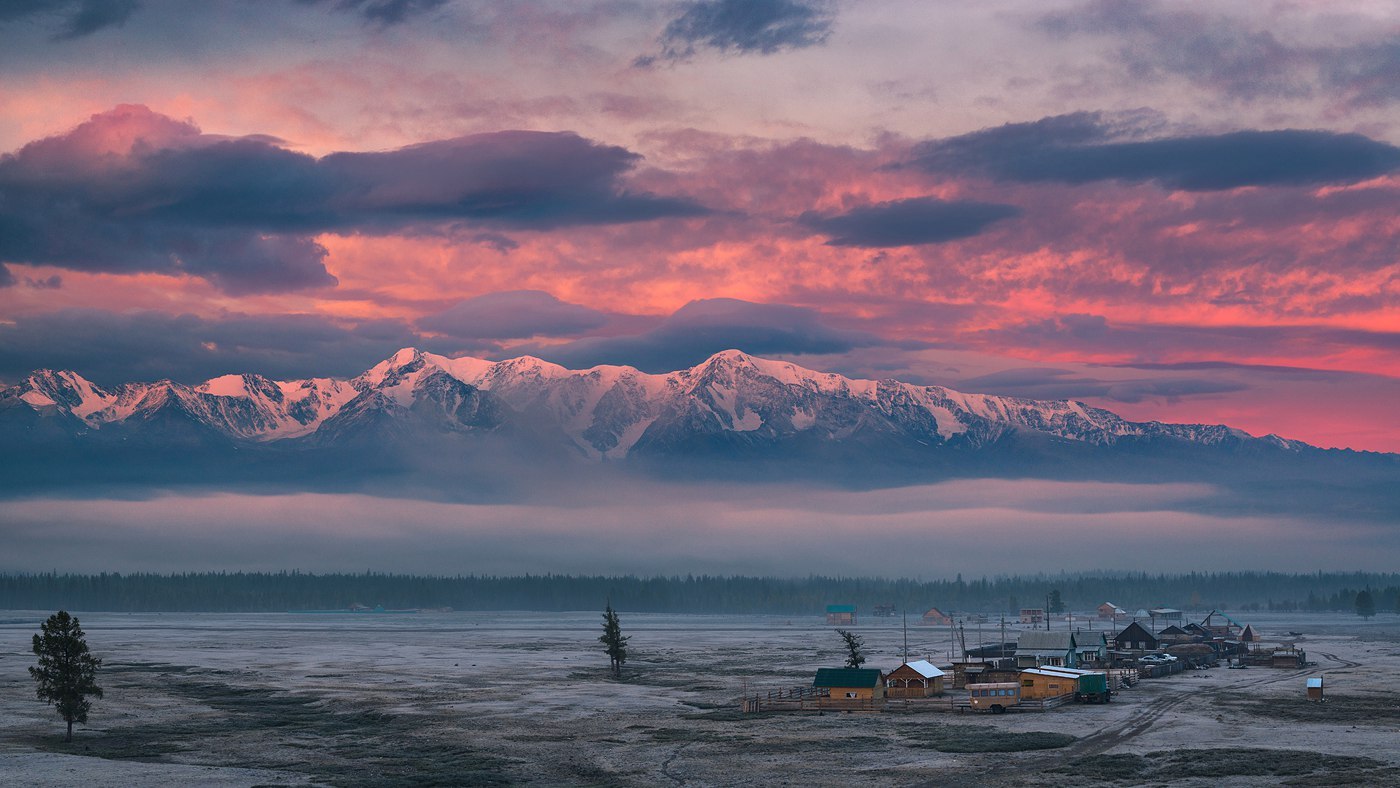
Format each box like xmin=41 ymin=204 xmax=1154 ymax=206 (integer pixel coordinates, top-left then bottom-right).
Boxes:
xmin=1018 ymin=668 xmax=1079 ymax=700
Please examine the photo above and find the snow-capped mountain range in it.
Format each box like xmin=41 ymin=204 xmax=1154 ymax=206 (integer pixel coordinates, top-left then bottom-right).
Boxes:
xmin=4 ymin=347 xmax=1308 ymax=458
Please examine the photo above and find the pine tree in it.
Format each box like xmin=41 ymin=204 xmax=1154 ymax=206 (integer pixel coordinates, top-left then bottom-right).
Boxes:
xmin=836 ymin=629 xmax=865 ymax=668
xmin=599 ymin=602 xmax=629 ymax=678
xmin=1355 ymin=589 xmax=1376 ymax=619
xmin=30 ymin=611 xmax=103 ymax=742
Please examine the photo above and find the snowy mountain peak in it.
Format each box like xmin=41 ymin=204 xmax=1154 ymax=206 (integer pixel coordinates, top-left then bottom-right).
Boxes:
xmin=2 ymin=351 xmax=1325 ymax=461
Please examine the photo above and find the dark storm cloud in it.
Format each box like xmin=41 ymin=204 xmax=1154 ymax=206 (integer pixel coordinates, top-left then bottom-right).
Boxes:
xmin=955 ymin=367 xmax=1246 ymax=404
xmin=909 ymin=112 xmax=1400 ymax=191
xmin=639 ymin=0 xmax=833 ymax=64
xmin=0 ymin=105 xmax=706 ymax=294
xmin=419 ymin=290 xmax=609 ymax=340
xmin=295 ymin=0 xmax=450 ymax=26
xmin=0 ymin=309 xmax=443 ymax=385
xmin=798 ymin=196 xmax=1020 ymax=247
xmin=522 ymin=298 xmax=886 ymax=372
xmin=1037 ymin=1 xmax=1400 ymax=109
xmin=0 ymin=0 xmax=139 ymax=40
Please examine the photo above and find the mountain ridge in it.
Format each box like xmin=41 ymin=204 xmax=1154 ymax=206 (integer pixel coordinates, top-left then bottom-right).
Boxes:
xmin=3 ymin=347 xmax=1335 ymax=459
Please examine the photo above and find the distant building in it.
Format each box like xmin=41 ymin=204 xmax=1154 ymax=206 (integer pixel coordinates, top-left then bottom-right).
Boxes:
xmin=872 ymin=603 xmax=896 ymax=617
xmin=922 ymin=607 xmax=952 ymax=626
xmin=1240 ymin=624 xmax=1260 ymax=643
xmin=1113 ymin=621 xmax=1160 ymax=652
xmin=885 ymin=660 xmax=946 ymax=698
xmin=1019 ymin=608 xmax=1045 ymax=625
xmin=826 ymin=604 xmax=856 ymax=625
xmin=813 ymin=668 xmax=884 ymax=700
xmin=1015 ymin=631 xmax=1077 ymax=668
xmin=1150 ymin=608 xmax=1184 ymax=622
xmin=1097 ymin=602 xmax=1127 ymax=619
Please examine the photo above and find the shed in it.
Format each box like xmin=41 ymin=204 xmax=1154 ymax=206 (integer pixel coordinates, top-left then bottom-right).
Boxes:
xmin=1240 ymin=624 xmax=1259 ymax=643
xmin=1307 ymin=676 xmax=1324 ymax=701
xmin=921 ymin=607 xmax=952 ymax=626
xmin=825 ymin=604 xmax=856 ymax=625
xmin=1150 ymin=608 xmax=1184 ymax=622
xmin=813 ymin=667 xmax=884 ymax=700
xmin=1015 ymin=631 xmax=1077 ymax=668
xmin=1019 ymin=608 xmax=1045 ymax=625
xmin=1113 ymin=621 xmax=1160 ymax=652
xmin=1018 ymin=668 xmax=1078 ymax=700
xmin=885 ymin=659 xmax=946 ymax=697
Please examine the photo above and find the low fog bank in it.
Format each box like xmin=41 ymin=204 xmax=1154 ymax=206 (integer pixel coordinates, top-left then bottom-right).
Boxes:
xmin=1 ymin=478 xmax=1394 ymax=576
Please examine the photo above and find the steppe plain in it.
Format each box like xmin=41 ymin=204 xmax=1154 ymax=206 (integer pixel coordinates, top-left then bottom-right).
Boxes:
xmin=2 ymin=610 xmax=1398 ymax=786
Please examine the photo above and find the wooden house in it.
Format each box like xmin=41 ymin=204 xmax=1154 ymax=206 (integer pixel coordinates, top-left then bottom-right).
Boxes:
xmin=1015 ymin=631 xmax=1077 ymax=668
xmin=826 ymin=604 xmax=856 ymax=625
xmin=1097 ymin=602 xmax=1126 ymax=619
xmin=1018 ymin=668 xmax=1078 ymax=700
xmin=921 ymin=607 xmax=952 ymax=626
xmin=1019 ymin=608 xmax=1045 ymax=625
xmin=885 ymin=660 xmax=946 ymax=697
xmin=1113 ymin=621 xmax=1160 ymax=652
xmin=1240 ymin=624 xmax=1259 ymax=643
xmin=813 ymin=668 xmax=884 ymax=700
xmin=1073 ymin=630 xmax=1108 ymax=665
xmin=1150 ymin=608 xmax=1184 ymax=623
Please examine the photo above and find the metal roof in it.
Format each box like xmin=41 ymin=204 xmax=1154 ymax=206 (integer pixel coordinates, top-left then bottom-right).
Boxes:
xmin=900 ymin=660 xmax=945 ymax=678
xmin=1017 ymin=631 xmax=1076 ymax=650
xmin=1306 ymin=678 xmax=1323 ymax=688
xmin=813 ymin=668 xmax=882 ymax=688
xmin=1021 ymin=668 xmax=1081 ymax=678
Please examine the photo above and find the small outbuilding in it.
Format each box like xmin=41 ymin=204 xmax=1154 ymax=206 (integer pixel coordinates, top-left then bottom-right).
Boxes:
xmin=826 ymin=604 xmax=857 ymax=625
xmin=1307 ymin=676 xmax=1324 ymax=701
xmin=1240 ymin=624 xmax=1260 ymax=643
xmin=1019 ymin=608 xmax=1045 ymax=625
xmin=813 ymin=668 xmax=884 ymax=700
xmin=885 ymin=660 xmax=946 ymax=698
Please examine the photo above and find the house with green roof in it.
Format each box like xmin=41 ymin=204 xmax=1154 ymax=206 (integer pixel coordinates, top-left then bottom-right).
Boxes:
xmin=825 ymin=604 xmax=856 ymax=625
xmin=813 ymin=667 xmax=884 ymax=701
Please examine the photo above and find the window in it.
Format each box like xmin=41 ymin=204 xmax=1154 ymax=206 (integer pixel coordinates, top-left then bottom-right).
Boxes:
xmin=1022 ymin=679 xmax=1034 ymax=687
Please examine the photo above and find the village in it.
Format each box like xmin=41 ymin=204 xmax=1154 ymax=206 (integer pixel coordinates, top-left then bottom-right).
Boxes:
xmin=742 ymin=602 xmax=1317 ymax=714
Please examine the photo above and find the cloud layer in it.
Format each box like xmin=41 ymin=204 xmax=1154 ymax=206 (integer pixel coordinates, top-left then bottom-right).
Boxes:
xmin=0 ymin=105 xmax=704 ymax=293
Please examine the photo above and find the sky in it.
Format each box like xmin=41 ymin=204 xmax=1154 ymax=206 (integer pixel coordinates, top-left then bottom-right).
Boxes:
xmin=1 ymin=1 xmax=1399 ymax=576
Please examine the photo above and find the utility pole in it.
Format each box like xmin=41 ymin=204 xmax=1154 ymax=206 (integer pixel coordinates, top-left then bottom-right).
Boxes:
xmin=1045 ymin=593 xmax=1051 ymax=631
xmin=902 ymin=611 xmax=909 ymax=664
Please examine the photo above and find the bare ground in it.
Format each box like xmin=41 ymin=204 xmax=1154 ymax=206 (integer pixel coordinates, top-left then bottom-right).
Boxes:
xmin=2 ymin=611 xmax=1399 ymax=786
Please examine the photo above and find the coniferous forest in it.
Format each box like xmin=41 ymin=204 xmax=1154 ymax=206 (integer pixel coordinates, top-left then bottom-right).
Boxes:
xmin=0 ymin=571 xmax=1396 ymax=616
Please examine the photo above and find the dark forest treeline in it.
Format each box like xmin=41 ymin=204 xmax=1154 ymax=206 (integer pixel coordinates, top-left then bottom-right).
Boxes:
xmin=1 ymin=571 xmax=1398 ymax=615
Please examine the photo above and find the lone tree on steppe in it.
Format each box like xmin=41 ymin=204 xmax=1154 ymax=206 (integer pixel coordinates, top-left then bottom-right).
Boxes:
xmin=599 ymin=602 xmax=630 ymax=679
xmin=836 ymin=629 xmax=865 ymax=669
xmin=1355 ymin=589 xmax=1376 ymax=619
xmin=30 ymin=610 xmax=103 ymax=742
